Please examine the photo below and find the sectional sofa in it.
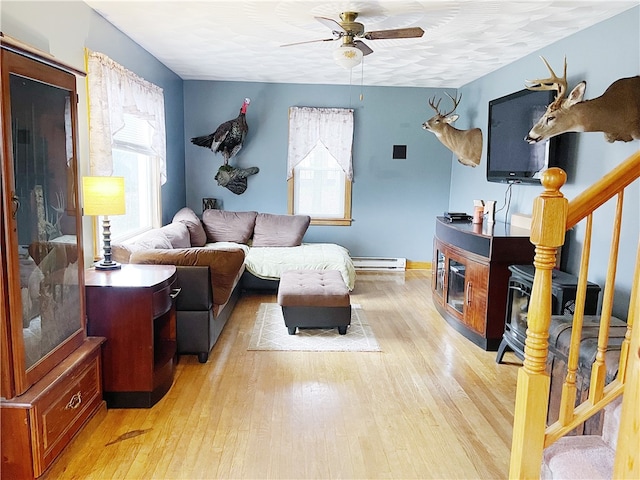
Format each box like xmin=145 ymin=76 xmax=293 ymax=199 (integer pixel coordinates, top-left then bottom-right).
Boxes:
xmin=112 ymin=207 xmax=355 ymax=362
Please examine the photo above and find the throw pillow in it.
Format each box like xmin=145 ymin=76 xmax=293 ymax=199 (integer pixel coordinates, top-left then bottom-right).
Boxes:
xmin=159 ymin=222 xmax=191 ymax=248
xmin=172 ymin=207 xmax=207 ymax=247
xmin=112 ymin=230 xmax=173 ymax=263
xmin=252 ymin=213 xmax=311 ymax=247
xmin=136 ymin=230 xmax=173 ymax=249
xmin=202 ymin=210 xmax=257 ymax=244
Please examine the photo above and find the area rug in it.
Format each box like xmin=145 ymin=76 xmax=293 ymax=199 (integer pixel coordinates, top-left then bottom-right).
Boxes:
xmin=248 ymin=303 xmax=381 ymax=352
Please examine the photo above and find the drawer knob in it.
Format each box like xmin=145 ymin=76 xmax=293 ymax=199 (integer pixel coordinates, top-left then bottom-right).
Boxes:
xmin=65 ymin=391 xmax=83 ymax=410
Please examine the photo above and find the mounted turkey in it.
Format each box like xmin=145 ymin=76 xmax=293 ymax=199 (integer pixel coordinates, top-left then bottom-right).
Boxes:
xmin=191 ymin=98 xmax=250 ymax=165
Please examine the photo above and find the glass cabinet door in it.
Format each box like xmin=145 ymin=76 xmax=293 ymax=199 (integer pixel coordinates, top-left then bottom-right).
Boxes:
xmin=2 ymin=47 xmax=85 ymax=396
xmin=11 ymin=72 xmax=82 ymax=368
xmin=447 ymin=259 xmax=466 ymax=314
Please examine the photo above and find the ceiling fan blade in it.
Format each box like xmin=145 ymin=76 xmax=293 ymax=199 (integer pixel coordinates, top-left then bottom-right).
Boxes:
xmin=280 ymin=37 xmax=338 ymax=47
xmin=353 ymin=40 xmax=373 ymax=56
xmin=315 ymin=16 xmax=346 ymax=33
xmin=363 ymin=27 xmax=424 ymax=40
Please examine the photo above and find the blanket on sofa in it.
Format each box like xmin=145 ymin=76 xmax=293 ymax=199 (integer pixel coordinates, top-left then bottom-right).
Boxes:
xmin=242 ymin=243 xmax=356 ymax=290
xmin=196 ymin=240 xmax=355 ymax=290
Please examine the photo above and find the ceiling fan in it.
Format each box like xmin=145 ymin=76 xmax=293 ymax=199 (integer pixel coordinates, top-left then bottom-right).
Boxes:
xmin=282 ymin=12 xmax=424 ymax=68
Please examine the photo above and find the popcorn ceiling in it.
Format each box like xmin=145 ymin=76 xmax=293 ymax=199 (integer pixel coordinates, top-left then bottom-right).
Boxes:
xmin=86 ymin=0 xmax=635 ymax=88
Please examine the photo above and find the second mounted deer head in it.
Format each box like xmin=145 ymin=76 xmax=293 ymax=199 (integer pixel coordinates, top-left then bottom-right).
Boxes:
xmin=422 ymin=93 xmax=483 ymax=167
xmin=525 ymin=56 xmax=640 ymax=143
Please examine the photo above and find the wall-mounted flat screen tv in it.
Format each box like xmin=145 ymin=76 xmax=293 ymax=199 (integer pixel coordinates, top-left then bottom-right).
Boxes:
xmin=487 ymin=89 xmax=560 ymax=184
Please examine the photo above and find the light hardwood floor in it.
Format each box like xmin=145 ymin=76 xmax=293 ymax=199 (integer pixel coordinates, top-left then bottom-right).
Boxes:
xmin=44 ymin=270 xmax=523 ymax=479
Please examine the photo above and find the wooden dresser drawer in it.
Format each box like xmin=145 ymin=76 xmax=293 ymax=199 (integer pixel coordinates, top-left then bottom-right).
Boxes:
xmin=34 ymin=348 xmax=102 ymax=472
xmin=0 ymin=338 xmax=105 ymax=479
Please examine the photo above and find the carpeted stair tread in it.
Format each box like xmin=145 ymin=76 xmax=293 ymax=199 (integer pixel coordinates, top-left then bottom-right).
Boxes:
xmin=542 ymin=435 xmax=614 ymax=480
xmin=541 ymin=397 xmax=622 ymax=479
xmin=602 ymin=397 xmax=623 ymax=451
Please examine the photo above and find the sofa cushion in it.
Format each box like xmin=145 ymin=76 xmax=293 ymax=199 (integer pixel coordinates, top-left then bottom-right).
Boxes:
xmin=112 ymin=230 xmax=173 ymax=263
xmin=129 ymin=247 xmax=245 ymax=306
xmin=202 ymin=210 xmax=257 ymax=244
xmin=159 ymin=222 xmax=191 ymax=248
xmin=252 ymin=213 xmax=311 ymax=247
xmin=173 ymin=207 xmax=207 ymax=247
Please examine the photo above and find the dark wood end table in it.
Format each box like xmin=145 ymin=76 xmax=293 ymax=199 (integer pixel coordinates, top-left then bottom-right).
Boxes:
xmin=85 ymin=264 xmax=179 ymax=408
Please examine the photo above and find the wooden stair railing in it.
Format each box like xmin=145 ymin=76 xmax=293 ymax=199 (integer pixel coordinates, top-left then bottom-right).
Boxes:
xmin=509 ymin=150 xmax=640 ymax=479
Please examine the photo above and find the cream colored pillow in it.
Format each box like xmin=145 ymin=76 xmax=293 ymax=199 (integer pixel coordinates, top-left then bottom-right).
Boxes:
xmin=159 ymin=222 xmax=191 ymax=248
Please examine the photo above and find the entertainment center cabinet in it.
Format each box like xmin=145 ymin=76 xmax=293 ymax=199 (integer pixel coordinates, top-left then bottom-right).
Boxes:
xmin=432 ymin=216 xmax=535 ymax=350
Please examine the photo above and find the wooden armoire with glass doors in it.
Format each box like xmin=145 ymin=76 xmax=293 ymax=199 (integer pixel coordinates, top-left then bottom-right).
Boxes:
xmin=0 ymin=34 xmax=105 ymax=479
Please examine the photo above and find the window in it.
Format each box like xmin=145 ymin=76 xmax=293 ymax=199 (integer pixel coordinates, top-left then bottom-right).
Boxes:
xmin=109 ymin=114 xmax=161 ymax=241
xmin=287 ymin=107 xmax=353 ymax=226
xmin=87 ymin=51 xmax=165 ymax=251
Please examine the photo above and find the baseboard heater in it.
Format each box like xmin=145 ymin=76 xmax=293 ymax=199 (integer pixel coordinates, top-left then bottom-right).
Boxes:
xmin=352 ymin=257 xmax=406 ymax=271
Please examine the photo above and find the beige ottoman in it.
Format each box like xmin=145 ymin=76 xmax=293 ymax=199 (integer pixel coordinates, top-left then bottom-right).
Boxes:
xmin=277 ymin=270 xmax=351 ymax=335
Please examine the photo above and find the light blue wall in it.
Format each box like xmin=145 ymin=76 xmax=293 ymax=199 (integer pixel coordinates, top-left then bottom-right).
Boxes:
xmin=0 ymin=1 xmax=187 ymax=229
xmin=184 ymin=81 xmax=453 ymax=259
xmin=455 ymin=7 xmax=639 ymax=318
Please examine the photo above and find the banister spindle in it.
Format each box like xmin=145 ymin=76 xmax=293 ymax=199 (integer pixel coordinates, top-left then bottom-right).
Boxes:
xmin=558 ymin=213 xmax=593 ymax=426
xmin=617 ymin=240 xmax=639 ymax=383
xmin=589 ymin=192 xmax=624 ymax=403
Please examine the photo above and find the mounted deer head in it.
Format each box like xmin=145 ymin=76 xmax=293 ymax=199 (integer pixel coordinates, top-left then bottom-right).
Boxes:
xmin=525 ymin=56 xmax=640 ymax=143
xmin=422 ymin=93 xmax=483 ymax=167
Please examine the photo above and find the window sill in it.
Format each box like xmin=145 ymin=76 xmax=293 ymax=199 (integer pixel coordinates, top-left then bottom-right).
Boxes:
xmin=310 ymin=218 xmax=352 ymax=226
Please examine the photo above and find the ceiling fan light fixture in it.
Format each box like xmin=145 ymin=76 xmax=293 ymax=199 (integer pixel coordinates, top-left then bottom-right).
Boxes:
xmin=333 ymin=44 xmax=363 ymax=69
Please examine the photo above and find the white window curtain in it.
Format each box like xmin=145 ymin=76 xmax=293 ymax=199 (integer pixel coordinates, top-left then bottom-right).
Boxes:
xmin=287 ymin=107 xmax=354 ymax=181
xmin=87 ymin=50 xmax=167 ymax=184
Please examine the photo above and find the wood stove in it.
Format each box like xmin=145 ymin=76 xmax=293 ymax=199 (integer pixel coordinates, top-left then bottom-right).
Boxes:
xmin=495 ymin=264 xmax=601 ymax=363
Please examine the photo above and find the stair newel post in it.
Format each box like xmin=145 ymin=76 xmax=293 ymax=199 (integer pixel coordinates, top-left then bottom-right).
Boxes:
xmin=509 ymin=168 xmax=568 ymax=480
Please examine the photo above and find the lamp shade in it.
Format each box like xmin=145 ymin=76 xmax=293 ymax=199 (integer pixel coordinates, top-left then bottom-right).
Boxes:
xmin=82 ymin=176 xmax=126 ymax=216
xmin=333 ymin=45 xmax=363 ymax=69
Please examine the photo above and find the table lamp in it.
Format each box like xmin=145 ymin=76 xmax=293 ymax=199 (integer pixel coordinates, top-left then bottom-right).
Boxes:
xmin=82 ymin=176 xmax=126 ymax=270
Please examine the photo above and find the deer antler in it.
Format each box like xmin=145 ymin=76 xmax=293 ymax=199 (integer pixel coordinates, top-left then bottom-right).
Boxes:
xmin=443 ymin=92 xmax=461 ymax=116
xmin=428 ymin=93 xmax=461 ymax=117
xmin=428 ymin=96 xmax=442 ymax=114
xmin=526 ymin=56 xmax=568 ymax=107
